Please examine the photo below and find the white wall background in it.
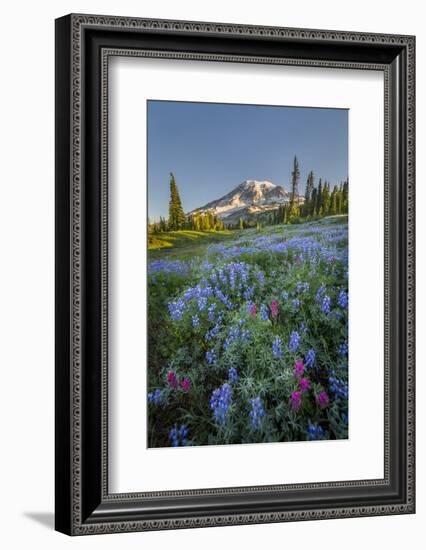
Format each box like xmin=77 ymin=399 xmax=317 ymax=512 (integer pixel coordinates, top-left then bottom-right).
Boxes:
xmin=0 ymin=0 xmax=423 ymax=548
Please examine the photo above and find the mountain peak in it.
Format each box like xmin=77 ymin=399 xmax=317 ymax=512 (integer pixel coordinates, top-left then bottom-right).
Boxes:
xmin=189 ymin=179 xmax=298 ymax=222
xmin=239 ymin=179 xmax=276 ymax=190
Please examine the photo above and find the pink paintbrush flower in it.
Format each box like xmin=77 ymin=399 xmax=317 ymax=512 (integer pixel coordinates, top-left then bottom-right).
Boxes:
xmin=181 ymin=378 xmax=191 ymax=392
xmin=248 ymin=303 xmax=257 ymax=318
xmin=299 ymin=377 xmax=311 ymax=393
xmin=316 ymin=390 xmax=330 ymax=409
xmin=290 ymin=390 xmax=302 ymax=412
xmin=166 ymin=370 xmax=178 ymax=389
xmin=270 ymin=299 xmax=279 ymax=320
xmin=294 ymin=358 xmax=305 ymax=380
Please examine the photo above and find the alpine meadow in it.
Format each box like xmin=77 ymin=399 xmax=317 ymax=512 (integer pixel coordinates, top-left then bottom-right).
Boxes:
xmin=147 ymin=101 xmax=349 ymax=448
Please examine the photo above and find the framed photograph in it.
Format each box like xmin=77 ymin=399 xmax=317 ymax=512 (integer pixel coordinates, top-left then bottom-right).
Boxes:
xmin=55 ymin=14 xmax=415 ymax=535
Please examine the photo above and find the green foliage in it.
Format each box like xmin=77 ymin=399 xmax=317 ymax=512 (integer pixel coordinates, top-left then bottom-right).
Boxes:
xmin=188 ymin=212 xmax=224 ymax=231
xmin=168 ymin=173 xmax=186 ymax=230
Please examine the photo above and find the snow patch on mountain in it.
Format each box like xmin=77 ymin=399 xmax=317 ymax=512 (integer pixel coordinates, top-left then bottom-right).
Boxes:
xmin=189 ymin=179 xmax=295 ymax=221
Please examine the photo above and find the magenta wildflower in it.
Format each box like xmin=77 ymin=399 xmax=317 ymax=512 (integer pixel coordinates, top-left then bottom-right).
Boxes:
xmin=270 ymin=299 xmax=279 ymax=320
xmin=299 ymin=377 xmax=311 ymax=393
xmin=294 ymin=358 xmax=304 ymax=380
xmin=181 ymin=378 xmax=191 ymax=392
xmin=290 ymin=391 xmax=302 ymax=412
xmin=316 ymin=390 xmax=330 ymax=409
xmin=166 ymin=371 xmax=178 ymax=389
xmin=248 ymin=303 xmax=257 ymax=318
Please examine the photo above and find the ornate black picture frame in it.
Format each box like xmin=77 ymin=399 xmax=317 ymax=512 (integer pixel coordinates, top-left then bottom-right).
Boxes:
xmin=55 ymin=14 xmax=415 ymax=535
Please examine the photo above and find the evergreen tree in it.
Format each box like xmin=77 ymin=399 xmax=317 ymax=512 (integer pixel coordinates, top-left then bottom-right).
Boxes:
xmin=290 ymin=156 xmax=300 ymax=209
xmin=342 ymin=179 xmax=349 ymax=213
xmin=239 ymin=217 xmax=244 ymax=230
xmin=168 ymin=173 xmax=186 ymax=230
xmin=337 ymin=190 xmax=343 ymax=213
xmin=311 ymin=187 xmax=318 ymax=217
xmin=208 ymin=212 xmax=214 ymax=230
xmin=304 ymin=171 xmax=314 ymax=214
xmin=331 ymin=185 xmax=338 ymax=214
xmin=191 ymin=214 xmax=199 ymax=231
xmin=323 ymin=182 xmax=330 ymax=215
xmin=317 ymin=179 xmax=323 ymax=216
xmin=283 ymin=206 xmax=288 ymax=224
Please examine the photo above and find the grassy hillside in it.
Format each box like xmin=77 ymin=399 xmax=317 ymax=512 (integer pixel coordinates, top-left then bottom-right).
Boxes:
xmin=148 ymin=230 xmax=238 ymax=259
xmin=148 ymin=217 xmax=348 ymax=261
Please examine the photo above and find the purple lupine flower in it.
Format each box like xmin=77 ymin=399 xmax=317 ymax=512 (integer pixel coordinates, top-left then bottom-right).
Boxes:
xmin=339 ymin=341 xmax=348 ymax=356
xmin=307 ymin=421 xmax=326 ymax=441
xmin=305 ymin=349 xmax=316 ymax=369
xmin=289 ymin=331 xmax=300 ymax=353
xmin=338 ymin=289 xmax=348 ymax=309
xmin=168 ymin=298 xmax=186 ymax=321
xmin=210 ymin=383 xmax=233 ymax=426
xmin=321 ymin=295 xmax=331 ymax=314
xmin=192 ymin=315 xmax=200 ymax=329
xmin=272 ymin=336 xmax=283 ymax=358
xmin=315 ymin=285 xmax=326 ymax=303
xmin=147 ymin=388 xmax=163 ymax=405
xmin=169 ymin=424 xmax=189 ymax=447
xmin=249 ymin=397 xmax=264 ymax=429
xmin=207 ymin=302 xmax=217 ymax=322
xmin=260 ymin=304 xmax=269 ymax=321
xmin=205 ymin=349 xmax=216 ymax=365
xmin=228 ymin=367 xmax=239 ymax=384
xmin=328 ymin=370 xmax=349 ymax=400
xmin=197 ymin=296 xmax=208 ymax=311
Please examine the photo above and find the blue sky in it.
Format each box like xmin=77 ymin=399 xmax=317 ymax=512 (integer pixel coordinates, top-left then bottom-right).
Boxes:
xmin=147 ymin=100 xmax=348 ymax=221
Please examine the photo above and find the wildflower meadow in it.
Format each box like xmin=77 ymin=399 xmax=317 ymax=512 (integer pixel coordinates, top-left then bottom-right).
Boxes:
xmin=147 ymin=216 xmax=349 ymax=448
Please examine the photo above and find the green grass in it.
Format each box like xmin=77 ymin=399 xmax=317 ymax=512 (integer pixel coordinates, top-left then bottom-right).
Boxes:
xmin=148 ymin=230 xmax=240 ymax=260
xmin=147 ymin=216 xmax=348 ymax=261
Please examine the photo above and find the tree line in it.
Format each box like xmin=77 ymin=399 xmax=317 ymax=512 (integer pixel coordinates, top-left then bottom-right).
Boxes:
xmin=266 ymin=156 xmax=349 ymax=226
xmin=263 ymin=177 xmax=348 ymax=227
xmin=148 ymin=162 xmax=348 ymax=234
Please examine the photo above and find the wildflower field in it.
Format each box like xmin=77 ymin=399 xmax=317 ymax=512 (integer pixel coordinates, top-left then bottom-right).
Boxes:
xmin=147 ymin=216 xmax=349 ymax=448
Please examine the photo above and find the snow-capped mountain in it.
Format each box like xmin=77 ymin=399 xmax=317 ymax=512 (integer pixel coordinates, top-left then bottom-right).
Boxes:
xmin=189 ymin=180 xmax=301 ymax=222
